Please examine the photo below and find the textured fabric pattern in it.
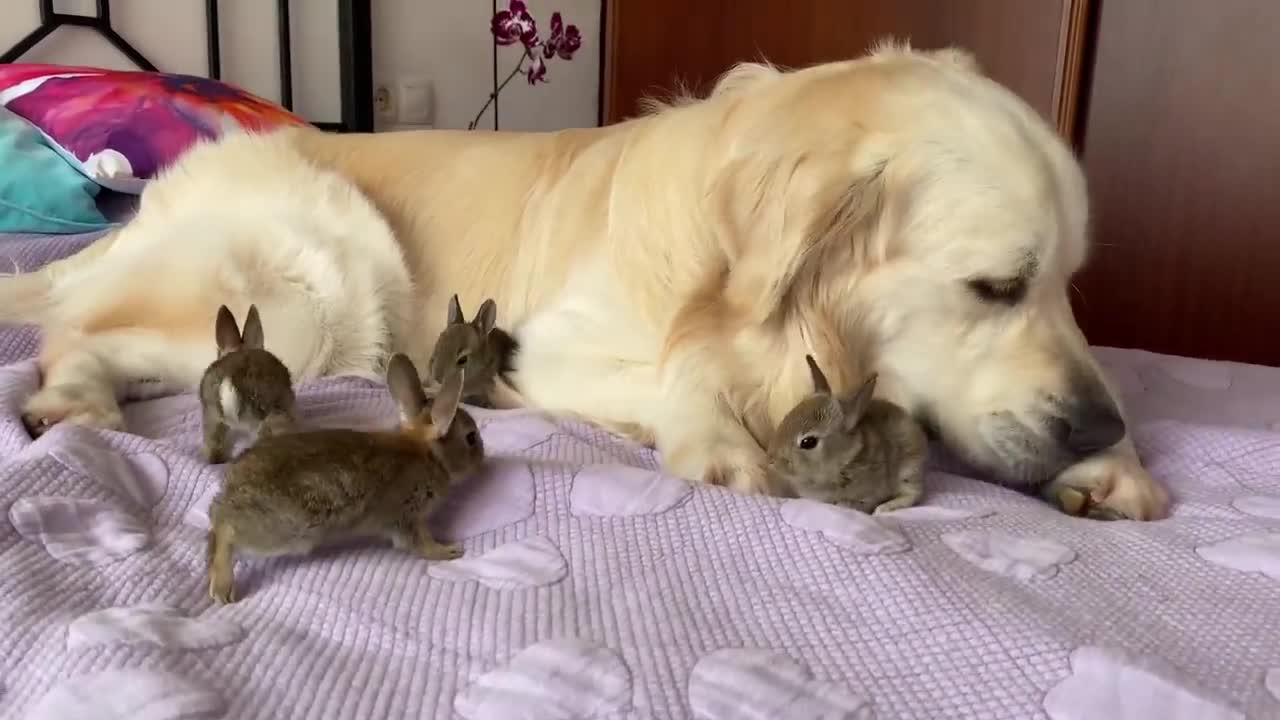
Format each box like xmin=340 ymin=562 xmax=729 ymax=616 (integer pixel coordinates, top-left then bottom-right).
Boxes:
xmin=2 ymin=232 xmax=1280 ymax=719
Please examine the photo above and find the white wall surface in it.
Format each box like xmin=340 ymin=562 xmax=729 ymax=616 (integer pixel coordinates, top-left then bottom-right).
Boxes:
xmin=0 ymin=0 xmax=601 ymax=131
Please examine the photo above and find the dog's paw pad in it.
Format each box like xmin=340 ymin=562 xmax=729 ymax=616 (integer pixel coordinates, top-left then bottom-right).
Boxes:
xmin=428 ymin=536 xmax=567 ymax=590
xmin=941 ymin=529 xmax=1075 ymax=581
xmin=1196 ymin=533 xmax=1280 ymax=580
xmin=570 ymin=465 xmax=692 ymax=517
xmin=454 ymin=639 xmax=631 ymax=719
xmin=27 ymin=668 xmax=225 ymax=720
xmin=780 ymin=499 xmax=910 ymax=554
xmin=1043 ymin=646 xmax=1242 ymax=720
xmin=10 ymin=497 xmax=150 ymax=565
xmin=688 ymin=648 xmax=873 ymax=720
xmin=1232 ymin=495 xmax=1280 ymax=520
xmin=429 ymin=457 xmax=534 ymax=542
xmin=68 ymin=604 xmax=244 ymax=651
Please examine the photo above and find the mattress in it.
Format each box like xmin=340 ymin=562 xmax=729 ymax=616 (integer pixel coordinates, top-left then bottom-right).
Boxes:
xmin=2 ymin=230 xmax=1279 ymax=720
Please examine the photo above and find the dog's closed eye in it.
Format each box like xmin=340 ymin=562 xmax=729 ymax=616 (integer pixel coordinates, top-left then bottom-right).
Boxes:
xmin=967 ymin=277 xmax=1027 ymax=304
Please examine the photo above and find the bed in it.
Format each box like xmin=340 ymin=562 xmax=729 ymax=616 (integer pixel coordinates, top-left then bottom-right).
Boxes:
xmin=2 ymin=228 xmax=1280 ymax=720
xmin=3 ymin=9 xmax=1280 ymax=720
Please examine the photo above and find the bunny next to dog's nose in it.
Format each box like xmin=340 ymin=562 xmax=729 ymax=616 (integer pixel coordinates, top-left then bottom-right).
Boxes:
xmin=1062 ymin=401 xmax=1126 ymax=457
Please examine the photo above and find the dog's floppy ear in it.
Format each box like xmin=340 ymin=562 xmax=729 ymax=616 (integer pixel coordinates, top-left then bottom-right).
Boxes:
xmin=713 ymin=139 xmax=890 ymax=324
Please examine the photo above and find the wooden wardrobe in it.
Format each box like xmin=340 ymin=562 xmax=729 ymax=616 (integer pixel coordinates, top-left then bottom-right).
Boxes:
xmin=601 ymin=0 xmax=1280 ymax=367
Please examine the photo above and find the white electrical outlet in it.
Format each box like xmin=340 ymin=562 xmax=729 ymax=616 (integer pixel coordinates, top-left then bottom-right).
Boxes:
xmin=396 ymin=76 xmax=433 ymax=126
xmin=373 ymin=84 xmax=395 ymax=120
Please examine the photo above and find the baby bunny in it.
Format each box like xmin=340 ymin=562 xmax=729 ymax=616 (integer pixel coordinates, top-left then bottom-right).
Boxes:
xmin=206 ymin=355 xmax=483 ymax=604
xmin=199 ymin=304 xmax=295 ymax=464
xmin=767 ymin=355 xmax=928 ymax=514
xmin=428 ymin=294 xmax=508 ymax=406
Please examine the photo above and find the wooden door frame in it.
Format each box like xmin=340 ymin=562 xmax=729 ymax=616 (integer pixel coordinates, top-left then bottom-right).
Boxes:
xmin=1053 ymin=0 xmax=1094 ymax=144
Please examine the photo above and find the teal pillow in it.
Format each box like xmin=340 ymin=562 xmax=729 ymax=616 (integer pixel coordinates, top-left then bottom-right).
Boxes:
xmin=0 ymin=107 xmax=111 ymax=234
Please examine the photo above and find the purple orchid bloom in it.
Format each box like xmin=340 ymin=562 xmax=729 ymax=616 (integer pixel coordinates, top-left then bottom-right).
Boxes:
xmin=491 ymin=0 xmax=539 ymax=49
xmin=542 ymin=12 xmax=582 ymax=61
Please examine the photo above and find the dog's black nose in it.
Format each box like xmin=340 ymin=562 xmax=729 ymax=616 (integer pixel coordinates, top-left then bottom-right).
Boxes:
xmin=1063 ymin=403 xmax=1126 ymax=456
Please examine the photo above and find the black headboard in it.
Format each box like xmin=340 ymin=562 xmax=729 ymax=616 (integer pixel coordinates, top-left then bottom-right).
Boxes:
xmin=0 ymin=0 xmax=374 ymax=133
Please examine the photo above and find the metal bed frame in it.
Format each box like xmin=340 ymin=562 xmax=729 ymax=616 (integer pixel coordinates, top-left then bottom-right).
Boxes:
xmin=0 ymin=0 xmax=373 ymax=133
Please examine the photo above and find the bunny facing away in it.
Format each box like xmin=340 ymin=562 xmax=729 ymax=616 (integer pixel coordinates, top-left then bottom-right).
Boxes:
xmin=767 ymin=355 xmax=928 ymax=514
xmin=206 ymin=354 xmax=484 ymax=604
xmin=199 ymin=304 xmax=296 ymax=464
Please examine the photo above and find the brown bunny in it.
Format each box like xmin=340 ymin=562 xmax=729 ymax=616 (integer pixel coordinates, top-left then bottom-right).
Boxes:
xmin=428 ymin=294 xmax=510 ymax=406
xmin=767 ymin=355 xmax=928 ymax=514
xmin=206 ymin=355 xmax=483 ymax=604
xmin=199 ymin=304 xmax=296 ymax=464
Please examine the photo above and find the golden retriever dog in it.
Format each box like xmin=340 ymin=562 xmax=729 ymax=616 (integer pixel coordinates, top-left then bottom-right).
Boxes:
xmin=0 ymin=43 xmax=1169 ymax=520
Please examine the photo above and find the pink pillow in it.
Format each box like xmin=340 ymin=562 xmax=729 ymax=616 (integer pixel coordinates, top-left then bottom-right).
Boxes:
xmin=0 ymin=64 xmax=308 ymax=193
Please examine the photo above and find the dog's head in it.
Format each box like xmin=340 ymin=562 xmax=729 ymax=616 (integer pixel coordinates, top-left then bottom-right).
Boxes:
xmin=707 ymin=42 xmax=1124 ymax=487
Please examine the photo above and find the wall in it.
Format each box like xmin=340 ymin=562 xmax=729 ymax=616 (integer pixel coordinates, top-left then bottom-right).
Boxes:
xmin=0 ymin=0 xmax=601 ymax=131
xmin=1073 ymin=0 xmax=1280 ymax=366
xmin=605 ymin=0 xmax=1072 ymax=127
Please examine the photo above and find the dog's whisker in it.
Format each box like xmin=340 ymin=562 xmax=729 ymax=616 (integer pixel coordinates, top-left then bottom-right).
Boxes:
xmin=1070 ymin=282 xmax=1088 ymax=306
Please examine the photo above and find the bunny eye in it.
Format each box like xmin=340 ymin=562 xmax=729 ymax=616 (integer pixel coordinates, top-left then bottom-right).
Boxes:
xmin=455 ymin=353 xmax=469 ymax=367
xmin=465 ymin=430 xmax=479 ymax=447
xmin=798 ymin=435 xmax=819 ymax=450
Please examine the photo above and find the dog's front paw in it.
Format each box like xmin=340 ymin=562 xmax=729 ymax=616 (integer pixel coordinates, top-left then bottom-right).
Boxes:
xmin=1048 ymin=444 xmax=1170 ymax=521
xmin=703 ymin=459 xmax=773 ymax=495
xmin=22 ymin=384 xmax=123 ymax=436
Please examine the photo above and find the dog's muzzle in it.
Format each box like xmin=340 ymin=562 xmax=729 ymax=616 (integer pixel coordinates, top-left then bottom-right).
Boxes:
xmin=1051 ymin=399 xmax=1126 ymax=459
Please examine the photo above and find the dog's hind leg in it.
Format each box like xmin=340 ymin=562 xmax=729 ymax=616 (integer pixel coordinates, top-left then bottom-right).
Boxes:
xmin=22 ymin=345 xmax=122 ymax=436
xmin=23 ymin=329 xmax=212 ymax=436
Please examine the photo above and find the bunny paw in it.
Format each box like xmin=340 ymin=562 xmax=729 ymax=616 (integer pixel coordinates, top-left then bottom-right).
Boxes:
xmin=208 ymin=574 xmax=236 ymax=605
xmin=419 ymin=540 xmax=464 ymax=561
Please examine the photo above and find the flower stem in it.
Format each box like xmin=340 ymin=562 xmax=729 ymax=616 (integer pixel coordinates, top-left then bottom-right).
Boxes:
xmin=468 ymin=49 xmax=534 ymax=130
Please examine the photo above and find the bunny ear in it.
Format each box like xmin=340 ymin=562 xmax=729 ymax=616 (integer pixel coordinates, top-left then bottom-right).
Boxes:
xmin=214 ymin=306 xmax=242 ymax=356
xmin=241 ymin=305 xmax=265 ymax=349
xmin=431 ymin=367 xmax=464 ymax=433
xmin=447 ymin=294 xmax=464 ymax=325
xmin=840 ymin=373 xmax=878 ymax=430
xmin=473 ymin=298 xmax=497 ymax=335
xmin=805 ymin=355 xmax=831 ymax=394
xmin=386 ymin=353 xmax=428 ymax=421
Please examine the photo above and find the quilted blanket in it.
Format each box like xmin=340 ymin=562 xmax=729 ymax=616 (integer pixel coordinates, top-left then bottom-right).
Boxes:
xmin=2 ymin=231 xmax=1279 ymax=720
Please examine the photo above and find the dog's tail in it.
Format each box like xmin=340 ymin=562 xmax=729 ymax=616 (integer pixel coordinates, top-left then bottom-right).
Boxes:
xmin=0 ymin=267 xmax=55 ymax=325
xmin=0 ymin=233 xmax=116 ymax=326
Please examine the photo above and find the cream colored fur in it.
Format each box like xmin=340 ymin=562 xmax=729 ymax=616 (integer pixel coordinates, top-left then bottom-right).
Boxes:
xmin=0 ymin=43 xmax=1169 ymax=520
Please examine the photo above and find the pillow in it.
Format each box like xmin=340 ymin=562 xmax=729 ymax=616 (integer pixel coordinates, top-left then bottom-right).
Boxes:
xmin=0 ymin=64 xmax=309 ymax=194
xmin=0 ymin=106 xmax=111 ymax=234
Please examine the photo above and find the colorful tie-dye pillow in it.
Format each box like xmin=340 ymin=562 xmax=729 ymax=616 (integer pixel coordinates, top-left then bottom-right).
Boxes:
xmin=0 ymin=64 xmax=309 ymax=194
